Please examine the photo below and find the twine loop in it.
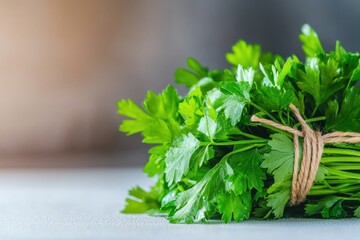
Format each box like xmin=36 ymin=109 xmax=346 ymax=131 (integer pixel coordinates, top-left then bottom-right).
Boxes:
xmin=251 ymin=104 xmax=360 ymax=205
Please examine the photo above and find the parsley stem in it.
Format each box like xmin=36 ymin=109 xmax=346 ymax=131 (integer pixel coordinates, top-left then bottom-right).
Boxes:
xmin=326 ymin=168 xmax=360 ymax=179
xmin=211 ymin=139 xmax=268 ymax=146
xmin=323 ymin=148 xmax=360 ymax=157
xmin=308 ymin=186 xmax=360 ymax=196
xmin=321 ymin=157 xmax=360 ymax=163
xmin=331 ymin=143 xmax=360 ymax=150
xmin=344 ymin=198 xmax=360 ymax=201
xmin=286 ymin=108 xmax=290 ymax=125
xmin=325 ymin=179 xmax=360 ymax=184
xmin=310 ymin=105 xmax=319 ymax=118
xmin=250 ymin=102 xmax=279 ymax=123
xmin=278 ymin=110 xmax=286 ymax=125
xmin=222 ymin=144 xmax=266 ymax=159
xmin=327 ymin=165 xmax=360 ymax=170
xmin=232 ymin=129 xmax=267 ymax=140
xmin=309 ymin=182 xmax=360 ymax=195
xmin=294 ymin=116 xmax=326 ymax=127
xmin=251 ymin=122 xmax=293 ymax=138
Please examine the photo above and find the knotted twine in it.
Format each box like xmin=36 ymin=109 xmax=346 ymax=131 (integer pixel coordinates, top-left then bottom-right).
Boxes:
xmin=251 ymin=104 xmax=360 ymax=205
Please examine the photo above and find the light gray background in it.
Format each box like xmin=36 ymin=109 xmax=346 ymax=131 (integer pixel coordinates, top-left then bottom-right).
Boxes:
xmin=0 ymin=167 xmax=358 ymax=240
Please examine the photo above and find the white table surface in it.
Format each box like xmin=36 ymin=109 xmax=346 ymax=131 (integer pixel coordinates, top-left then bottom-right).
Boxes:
xmin=0 ymin=167 xmax=358 ymax=240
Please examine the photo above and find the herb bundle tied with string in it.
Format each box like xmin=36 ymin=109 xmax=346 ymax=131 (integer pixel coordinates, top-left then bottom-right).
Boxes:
xmin=118 ymin=24 xmax=360 ymax=223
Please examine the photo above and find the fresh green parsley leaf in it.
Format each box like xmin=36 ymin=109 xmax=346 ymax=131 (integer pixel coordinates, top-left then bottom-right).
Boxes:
xmin=299 ymin=24 xmax=324 ymax=57
xmin=117 ymin=99 xmax=152 ymax=135
xmin=260 ymin=58 xmax=293 ymax=88
xmin=326 ymin=86 xmax=360 ymax=131
xmin=266 ymin=177 xmax=291 ymax=218
xmin=354 ymin=206 xmax=360 ymax=218
xmin=191 ymin=144 xmax=215 ymax=170
xmin=228 ymin=149 xmax=266 ymax=194
xmin=169 ymin=160 xmax=232 ymax=223
xmin=296 ymin=57 xmax=344 ymax=107
xmin=197 ymin=114 xmax=217 ymax=140
xmin=210 ymin=81 xmax=251 ymax=126
xmin=122 ymin=185 xmax=161 ymax=214
xmin=305 ymin=196 xmax=347 ymax=218
xmin=187 ymin=57 xmax=208 ymax=76
xmin=262 ymin=134 xmax=296 ymax=182
xmin=217 ymin=191 xmax=252 ymax=223
xmin=143 ymin=85 xmax=179 ymax=120
xmin=255 ymin=86 xmax=295 ymax=112
xmin=350 ymin=65 xmax=360 ymax=82
xmin=179 ymin=87 xmax=204 ymax=128
xmin=165 ymin=133 xmax=201 ymax=185
xmin=236 ymin=65 xmax=255 ymax=86
xmin=226 ymin=40 xmax=261 ymax=69
xmin=175 ymin=57 xmax=208 ymax=88
xmin=118 ymin=85 xmax=180 ymax=144
xmin=142 ymin=118 xmax=180 ymax=144
xmin=144 ymin=145 xmax=168 ymax=177
xmin=333 ymin=41 xmax=360 ymax=81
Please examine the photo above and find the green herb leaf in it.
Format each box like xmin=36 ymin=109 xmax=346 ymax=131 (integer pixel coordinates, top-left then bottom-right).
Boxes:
xmin=118 ymin=85 xmax=180 ymax=144
xmin=122 ymin=185 xmax=161 ymax=214
xmin=175 ymin=57 xmax=208 ymax=88
xmin=266 ymin=177 xmax=291 ymax=218
xmin=354 ymin=207 xmax=360 ymax=218
xmin=165 ymin=133 xmax=200 ymax=185
xmin=228 ymin=149 xmax=266 ymax=194
xmin=217 ymin=191 xmax=252 ymax=223
xmin=226 ymin=40 xmax=261 ymax=69
xmin=326 ymin=86 xmax=360 ymax=131
xmin=262 ymin=134 xmax=296 ymax=182
xmin=299 ymin=24 xmax=324 ymax=57
xmin=169 ymin=160 xmax=232 ymax=223
xmin=210 ymin=82 xmax=251 ymax=126
xmin=305 ymin=196 xmax=347 ymax=218
xmin=144 ymin=145 xmax=168 ymax=177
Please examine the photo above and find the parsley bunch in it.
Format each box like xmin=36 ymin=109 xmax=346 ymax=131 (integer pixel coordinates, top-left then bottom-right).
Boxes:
xmin=118 ymin=24 xmax=360 ymax=223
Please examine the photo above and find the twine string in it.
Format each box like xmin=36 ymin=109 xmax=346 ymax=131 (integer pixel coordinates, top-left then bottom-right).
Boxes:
xmin=251 ymin=104 xmax=360 ymax=205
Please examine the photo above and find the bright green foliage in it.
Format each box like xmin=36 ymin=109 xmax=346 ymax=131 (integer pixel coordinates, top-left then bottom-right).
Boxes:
xmin=226 ymin=40 xmax=261 ymax=69
xmin=118 ymin=85 xmax=180 ymax=144
xmin=355 ymin=207 xmax=360 ymax=218
xmin=178 ymin=87 xmax=204 ymax=128
xmin=296 ymin=57 xmax=344 ymax=108
xmin=122 ymin=183 xmax=162 ymax=214
xmin=217 ymin=191 xmax=252 ymax=223
xmin=305 ymin=196 xmax=347 ymax=218
xmin=255 ymin=86 xmax=295 ymax=112
xmin=117 ymin=99 xmax=152 ymax=135
xmin=228 ymin=149 xmax=266 ymax=194
xmin=175 ymin=57 xmax=209 ymax=88
xmin=266 ymin=178 xmax=291 ymax=218
xmin=119 ymin=24 xmax=360 ymax=223
xmin=191 ymin=144 xmax=215 ymax=170
xmin=210 ymin=81 xmax=251 ymax=126
xmin=169 ymin=159 xmax=232 ymax=223
xmin=260 ymin=58 xmax=293 ymax=88
xmin=299 ymin=24 xmax=324 ymax=57
xmin=165 ymin=133 xmax=200 ymax=185
xmin=350 ymin=65 xmax=360 ymax=82
xmin=325 ymin=86 xmax=360 ymax=131
xmin=197 ymin=114 xmax=217 ymax=140
xmin=144 ymin=145 xmax=168 ymax=177
xmin=262 ymin=134 xmax=296 ymax=182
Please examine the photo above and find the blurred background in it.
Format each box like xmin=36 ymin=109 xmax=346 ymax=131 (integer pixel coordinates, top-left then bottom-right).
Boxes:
xmin=1 ymin=0 xmax=359 ymax=167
